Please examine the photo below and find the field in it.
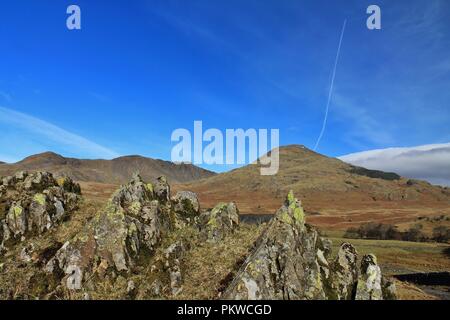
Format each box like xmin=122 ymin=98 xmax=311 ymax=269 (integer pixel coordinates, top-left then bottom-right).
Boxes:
xmin=324 ymin=230 xmax=450 ymax=299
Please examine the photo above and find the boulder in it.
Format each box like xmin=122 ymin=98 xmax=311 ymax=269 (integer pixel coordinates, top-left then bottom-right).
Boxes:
xmin=329 ymin=243 xmax=358 ymax=299
xmin=355 ymin=254 xmax=383 ymax=300
xmin=172 ymin=191 xmax=200 ymax=223
xmin=199 ymin=202 xmax=239 ymax=242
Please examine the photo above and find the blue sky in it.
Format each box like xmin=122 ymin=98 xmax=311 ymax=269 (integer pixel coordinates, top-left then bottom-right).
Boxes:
xmin=0 ymin=0 xmax=449 ymax=173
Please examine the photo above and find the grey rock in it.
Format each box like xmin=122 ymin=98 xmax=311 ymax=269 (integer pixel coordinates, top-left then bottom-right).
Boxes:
xmin=46 ymin=174 xmax=173 ymax=290
xmin=329 ymin=243 xmax=359 ymax=300
xmin=382 ymin=277 xmax=397 ymax=300
xmin=355 ymin=254 xmax=383 ymax=300
xmin=0 ymin=171 xmax=80 ymax=248
xmin=172 ymin=191 xmax=200 ymax=222
xmin=20 ymin=243 xmax=35 ymax=263
xmin=223 ymin=191 xmax=396 ymax=300
xmin=127 ymin=280 xmax=136 ymax=295
xmin=223 ymin=191 xmax=325 ymax=300
xmin=200 ymin=202 xmax=239 ymax=243
xmin=163 ymin=241 xmax=185 ymax=296
xmin=154 ymin=176 xmax=170 ymax=203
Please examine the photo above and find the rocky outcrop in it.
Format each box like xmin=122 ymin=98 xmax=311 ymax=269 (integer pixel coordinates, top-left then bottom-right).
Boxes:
xmin=0 ymin=171 xmax=80 ymax=251
xmin=1 ymin=171 xmax=397 ymax=300
xmin=172 ymin=191 xmax=200 ymax=223
xmin=223 ymin=191 xmax=396 ymax=300
xmin=355 ymin=254 xmax=383 ymax=300
xmin=329 ymin=242 xmax=359 ymax=299
xmin=222 ymin=191 xmax=324 ymax=299
xmin=45 ymin=174 xmax=174 ymax=290
xmin=199 ymin=202 xmax=239 ymax=243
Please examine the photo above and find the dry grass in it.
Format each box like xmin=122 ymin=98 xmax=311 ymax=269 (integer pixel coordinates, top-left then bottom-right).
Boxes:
xmin=325 ymin=230 xmax=450 ymax=276
xmin=1 ymin=192 xmax=448 ymax=300
xmin=177 ymin=223 xmax=266 ymax=300
xmin=394 ymin=280 xmax=439 ymax=300
xmin=0 ymin=199 xmax=102 ymax=300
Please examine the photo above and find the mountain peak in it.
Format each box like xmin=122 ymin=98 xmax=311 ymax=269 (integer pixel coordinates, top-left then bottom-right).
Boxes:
xmin=17 ymin=151 xmax=68 ymax=166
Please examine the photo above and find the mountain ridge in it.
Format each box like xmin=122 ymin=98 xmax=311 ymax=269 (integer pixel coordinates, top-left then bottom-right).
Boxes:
xmin=0 ymin=151 xmax=216 ymax=184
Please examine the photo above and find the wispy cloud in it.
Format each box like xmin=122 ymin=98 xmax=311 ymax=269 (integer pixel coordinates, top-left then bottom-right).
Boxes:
xmin=0 ymin=106 xmax=120 ymax=160
xmin=339 ymin=143 xmax=450 ymax=186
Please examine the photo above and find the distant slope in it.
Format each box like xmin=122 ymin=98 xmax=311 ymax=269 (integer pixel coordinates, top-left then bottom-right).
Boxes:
xmin=180 ymin=145 xmax=450 ymax=224
xmin=0 ymin=152 xmax=215 ymax=184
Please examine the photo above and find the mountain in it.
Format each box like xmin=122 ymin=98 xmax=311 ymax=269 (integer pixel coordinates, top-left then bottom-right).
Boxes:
xmin=180 ymin=145 xmax=450 ymax=229
xmin=0 ymin=151 xmax=215 ymax=184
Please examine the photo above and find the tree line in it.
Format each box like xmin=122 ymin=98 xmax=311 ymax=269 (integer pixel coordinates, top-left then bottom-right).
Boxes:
xmin=344 ymin=222 xmax=450 ymax=243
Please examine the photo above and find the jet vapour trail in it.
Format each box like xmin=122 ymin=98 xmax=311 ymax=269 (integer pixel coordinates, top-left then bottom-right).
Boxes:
xmin=314 ymin=19 xmax=347 ymax=151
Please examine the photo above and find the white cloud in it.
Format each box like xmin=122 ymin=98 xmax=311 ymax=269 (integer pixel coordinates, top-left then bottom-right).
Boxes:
xmin=0 ymin=106 xmax=120 ymax=160
xmin=339 ymin=143 xmax=450 ymax=186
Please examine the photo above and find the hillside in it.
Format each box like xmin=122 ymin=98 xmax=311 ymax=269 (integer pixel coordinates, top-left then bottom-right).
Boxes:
xmin=0 ymin=152 xmax=215 ymax=185
xmin=179 ymin=145 xmax=450 ymax=230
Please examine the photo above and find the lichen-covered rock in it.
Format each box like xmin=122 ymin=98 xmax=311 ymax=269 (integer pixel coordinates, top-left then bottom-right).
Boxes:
xmin=153 ymin=176 xmax=170 ymax=203
xmin=223 ymin=191 xmax=396 ymax=300
xmin=45 ymin=174 xmax=173 ymax=290
xmin=355 ymin=254 xmax=383 ymax=300
xmin=223 ymin=191 xmax=325 ymax=300
xmin=329 ymin=243 xmax=358 ymax=299
xmin=1 ymin=172 xmax=398 ymax=300
xmin=162 ymin=241 xmax=186 ymax=296
xmin=0 ymin=171 xmax=80 ymax=250
xmin=172 ymin=191 xmax=200 ymax=223
xmin=200 ymin=202 xmax=239 ymax=242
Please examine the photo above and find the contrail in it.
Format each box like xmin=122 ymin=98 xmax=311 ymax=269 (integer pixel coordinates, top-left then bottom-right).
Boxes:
xmin=314 ymin=19 xmax=347 ymax=151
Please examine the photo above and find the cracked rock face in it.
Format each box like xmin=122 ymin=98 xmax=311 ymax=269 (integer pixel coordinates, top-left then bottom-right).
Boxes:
xmin=223 ymin=191 xmax=326 ymax=300
xmin=45 ymin=174 xmax=174 ymax=289
xmin=223 ymin=191 xmax=396 ymax=300
xmin=0 ymin=171 xmax=80 ymax=250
